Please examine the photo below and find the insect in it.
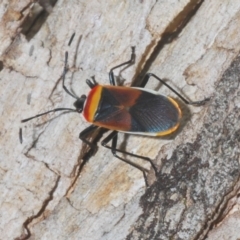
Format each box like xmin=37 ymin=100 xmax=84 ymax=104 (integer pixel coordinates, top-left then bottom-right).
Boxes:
xmin=22 ymin=43 xmax=209 ymax=186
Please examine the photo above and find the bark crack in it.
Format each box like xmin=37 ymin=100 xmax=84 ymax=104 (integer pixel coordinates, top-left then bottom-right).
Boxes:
xmin=15 ymin=176 xmax=61 ymax=240
xmin=132 ymin=0 xmax=206 ymax=85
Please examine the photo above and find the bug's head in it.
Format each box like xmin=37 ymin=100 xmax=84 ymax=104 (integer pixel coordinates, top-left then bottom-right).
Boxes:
xmin=73 ymin=95 xmax=87 ymax=113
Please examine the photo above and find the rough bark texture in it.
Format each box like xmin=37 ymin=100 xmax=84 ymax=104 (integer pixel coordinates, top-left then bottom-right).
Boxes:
xmin=0 ymin=0 xmax=240 ymax=240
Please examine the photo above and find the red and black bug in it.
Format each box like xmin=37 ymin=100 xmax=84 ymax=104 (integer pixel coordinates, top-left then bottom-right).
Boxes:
xmin=22 ymin=40 xmax=209 ymax=185
xmin=83 ymin=84 xmax=181 ymax=136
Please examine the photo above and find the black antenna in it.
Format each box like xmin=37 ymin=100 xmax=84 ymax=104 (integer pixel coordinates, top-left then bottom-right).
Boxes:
xmin=21 ymin=108 xmax=77 ymax=123
xmin=21 ymin=33 xmax=84 ymax=123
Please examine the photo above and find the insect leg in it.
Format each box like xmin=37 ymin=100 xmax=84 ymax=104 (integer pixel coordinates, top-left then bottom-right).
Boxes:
xmin=101 ymin=131 xmax=157 ymax=187
xmin=140 ymin=73 xmax=210 ymax=106
xmin=109 ymin=47 xmax=135 ymax=86
xmin=79 ymin=125 xmax=99 ymax=160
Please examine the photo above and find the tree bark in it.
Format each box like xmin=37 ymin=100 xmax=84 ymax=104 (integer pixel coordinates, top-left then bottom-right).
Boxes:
xmin=0 ymin=0 xmax=240 ymax=239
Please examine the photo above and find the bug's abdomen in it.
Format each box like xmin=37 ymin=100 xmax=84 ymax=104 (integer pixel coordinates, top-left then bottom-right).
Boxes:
xmin=83 ymin=85 xmax=181 ymax=136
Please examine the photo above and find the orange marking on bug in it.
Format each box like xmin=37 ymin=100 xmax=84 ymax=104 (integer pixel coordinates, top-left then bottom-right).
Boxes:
xmin=83 ymin=85 xmax=102 ymax=122
xmin=168 ymin=97 xmax=182 ymax=120
xmin=156 ymin=122 xmax=180 ymax=136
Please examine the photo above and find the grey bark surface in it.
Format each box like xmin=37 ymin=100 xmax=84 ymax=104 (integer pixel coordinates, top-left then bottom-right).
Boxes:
xmin=128 ymin=55 xmax=240 ymax=240
xmin=0 ymin=0 xmax=240 ymax=240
